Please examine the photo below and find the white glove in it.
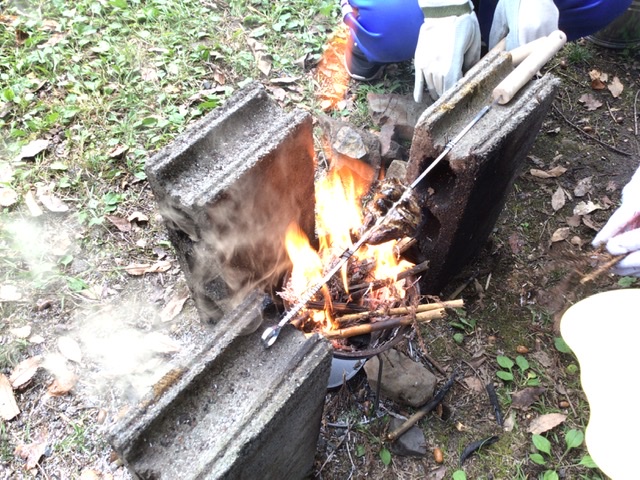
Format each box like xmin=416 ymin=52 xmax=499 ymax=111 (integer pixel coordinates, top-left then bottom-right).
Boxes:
xmin=489 ymin=0 xmax=559 ymax=51
xmin=592 ymin=166 xmax=640 ymax=276
xmin=414 ymin=0 xmax=481 ymax=102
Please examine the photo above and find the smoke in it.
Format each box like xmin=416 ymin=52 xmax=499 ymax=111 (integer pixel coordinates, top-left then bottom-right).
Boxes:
xmin=2 ymin=216 xmax=191 ymax=404
xmin=156 ymin=129 xmax=317 ymax=330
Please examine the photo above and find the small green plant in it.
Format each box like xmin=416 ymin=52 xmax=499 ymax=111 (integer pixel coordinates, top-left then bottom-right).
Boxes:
xmin=452 ymin=470 xmax=467 ymax=480
xmin=379 ymin=446 xmax=392 ymax=466
xmin=617 ymin=276 xmax=637 ymax=288
xmin=55 ymin=421 xmax=91 ymax=455
xmin=450 ymin=311 xmax=476 ymax=344
xmin=529 ymin=429 xmax=598 ymax=478
xmin=554 ymin=337 xmax=572 ymax=354
xmin=496 ymin=354 xmax=540 ymax=386
xmin=564 ymin=43 xmax=593 ymax=65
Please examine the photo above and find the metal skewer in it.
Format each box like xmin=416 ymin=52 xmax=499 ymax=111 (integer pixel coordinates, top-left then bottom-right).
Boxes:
xmin=261 ymin=30 xmax=567 ymax=348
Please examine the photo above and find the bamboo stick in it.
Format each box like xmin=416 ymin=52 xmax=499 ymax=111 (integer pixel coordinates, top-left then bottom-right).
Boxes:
xmin=336 ymin=298 xmax=463 ymax=323
xmin=324 ymin=309 xmax=445 ymax=339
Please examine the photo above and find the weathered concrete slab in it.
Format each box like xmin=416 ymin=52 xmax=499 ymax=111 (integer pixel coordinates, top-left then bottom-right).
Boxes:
xmin=407 ymin=49 xmax=561 ymax=293
xmin=108 ymin=292 xmax=332 ymax=479
xmin=145 ymin=83 xmax=316 ymax=323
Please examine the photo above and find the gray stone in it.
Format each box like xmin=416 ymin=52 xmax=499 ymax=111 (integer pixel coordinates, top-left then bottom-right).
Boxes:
xmin=316 ymin=114 xmax=383 ymax=178
xmin=386 ymin=160 xmax=408 ymax=181
xmin=388 ymin=417 xmax=427 ymax=457
xmin=364 ymin=349 xmax=437 ymax=408
xmin=367 ymin=93 xmax=431 ymax=141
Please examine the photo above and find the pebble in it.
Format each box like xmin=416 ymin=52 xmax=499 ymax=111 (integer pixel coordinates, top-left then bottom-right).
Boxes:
xmin=364 ymin=349 xmax=437 ymax=408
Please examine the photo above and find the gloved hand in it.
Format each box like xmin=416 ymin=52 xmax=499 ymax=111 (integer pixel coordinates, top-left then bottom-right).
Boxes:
xmin=489 ymin=0 xmax=559 ymax=51
xmin=414 ymin=0 xmax=481 ymax=102
xmin=592 ymin=165 xmax=640 ymax=276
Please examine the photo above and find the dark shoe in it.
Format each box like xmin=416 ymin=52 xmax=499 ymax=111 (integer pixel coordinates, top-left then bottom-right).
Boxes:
xmin=344 ymin=37 xmax=385 ymax=81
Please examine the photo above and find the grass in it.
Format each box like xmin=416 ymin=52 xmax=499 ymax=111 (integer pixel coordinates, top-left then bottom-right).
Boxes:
xmin=0 ymin=0 xmax=340 ymax=300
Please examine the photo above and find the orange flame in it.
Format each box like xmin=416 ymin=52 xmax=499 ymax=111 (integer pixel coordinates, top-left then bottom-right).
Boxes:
xmin=283 ymin=158 xmax=414 ymax=333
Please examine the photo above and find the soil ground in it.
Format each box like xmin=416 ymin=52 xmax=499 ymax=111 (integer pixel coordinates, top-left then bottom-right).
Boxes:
xmin=2 ymin=26 xmax=639 ymax=480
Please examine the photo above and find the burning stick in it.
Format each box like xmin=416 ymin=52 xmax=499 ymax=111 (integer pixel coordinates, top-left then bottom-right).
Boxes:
xmin=349 ymin=260 xmax=430 ymax=293
xmin=336 ymin=299 xmax=464 ymax=324
xmin=324 ymin=309 xmax=445 ymax=339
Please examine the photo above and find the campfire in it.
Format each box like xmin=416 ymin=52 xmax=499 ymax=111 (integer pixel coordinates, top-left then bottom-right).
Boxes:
xmin=278 ymin=156 xmax=461 ymax=357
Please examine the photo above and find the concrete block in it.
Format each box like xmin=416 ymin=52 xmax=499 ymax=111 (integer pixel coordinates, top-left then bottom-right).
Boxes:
xmin=108 ymin=293 xmax=333 ymax=480
xmin=145 ymin=83 xmax=316 ymax=323
xmin=407 ymin=49 xmax=561 ymax=293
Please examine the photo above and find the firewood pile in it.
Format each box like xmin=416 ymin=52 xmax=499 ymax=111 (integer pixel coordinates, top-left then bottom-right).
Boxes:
xmin=278 ymin=173 xmax=464 ymax=358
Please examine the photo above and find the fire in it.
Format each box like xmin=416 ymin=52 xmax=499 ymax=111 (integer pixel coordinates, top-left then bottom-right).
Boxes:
xmin=282 ymin=158 xmax=415 ymax=334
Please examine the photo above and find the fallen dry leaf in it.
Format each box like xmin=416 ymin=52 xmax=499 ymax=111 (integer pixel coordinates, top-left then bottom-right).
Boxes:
xmin=160 ymin=289 xmax=190 ymax=323
xmin=10 ymin=355 xmax=43 ymax=390
xmin=124 ymin=263 xmax=152 ymax=275
xmin=566 ymin=215 xmax=581 ymax=227
xmin=582 ymin=215 xmax=600 ymax=231
xmin=550 ymin=227 xmax=570 ymax=243
xmin=529 ymin=166 xmax=567 ymax=179
xmin=531 ymin=350 xmax=553 ymax=368
xmin=573 ymin=177 xmax=592 ymax=197
xmin=37 ymin=192 xmax=69 ymax=212
xmin=608 ymin=76 xmax=623 ymax=98
xmin=0 ymin=186 xmax=18 ymax=207
xmin=58 ymin=336 xmax=82 ymax=363
xmin=247 ymin=38 xmax=272 ymax=76
xmin=511 ymin=386 xmax=546 ymax=410
xmin=16 ymin=139 xmax=49 ymax=160
xmin=528 ymin=412 xmax=567 ymax=434
xmin=10 ymin=325 xmax=31 ymax=338
xmin=14 ymin=429 xmax=48 ymax=469
xmin=47 ymin=369 xmax=78 ymax=396
xmin=551 ymin=187 xmax=566 ymax=211
xmin=106 ymin=215 xmax=131 ymax=232
xmin=0 ymin=373 xmax=20 ymax=420
xmin=127 ymin=211 xmax=149 ymax=223
xmin=24 ymin=190 xmax=44 ymax=217
xmin=124 ymin=260 xmax=171 ymax=276
xmin=574 ymin=200 xmax=602 ymax=216
xmin=503 ymin=411 xmax=516 ymax=432
xmin=462 ymin=376 xmax=485 ymax=393
xmin=578 ymin=93 xmax=603 ymax=111
xmin=108 ymin=144 xmax=129 ymax=158
xmin=570 ymin=236 xmax=583 ymax=247
xmin=145 ymin=260 xmax=172 ymax=273
xmin=0 ymin=284 xmax=22 ymax=302
xmin=589 ymin=69 xmax=606 ymax=90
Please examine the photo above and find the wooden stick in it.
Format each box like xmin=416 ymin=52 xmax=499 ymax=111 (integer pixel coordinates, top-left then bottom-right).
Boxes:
xmin=387 ymin=372 xmax=457 ymax=442
xmin=324 ymin=309 xmax=445 ymax=339
xmin=552 ymin=104 xmax=631 ymax=156
xmin=580 ymin=253 xmax=625 ymax=284
xmin=337 ymin=299 xmax=463 ymax=323
xmin=306 ymin=301 xmax=368 ymax=313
